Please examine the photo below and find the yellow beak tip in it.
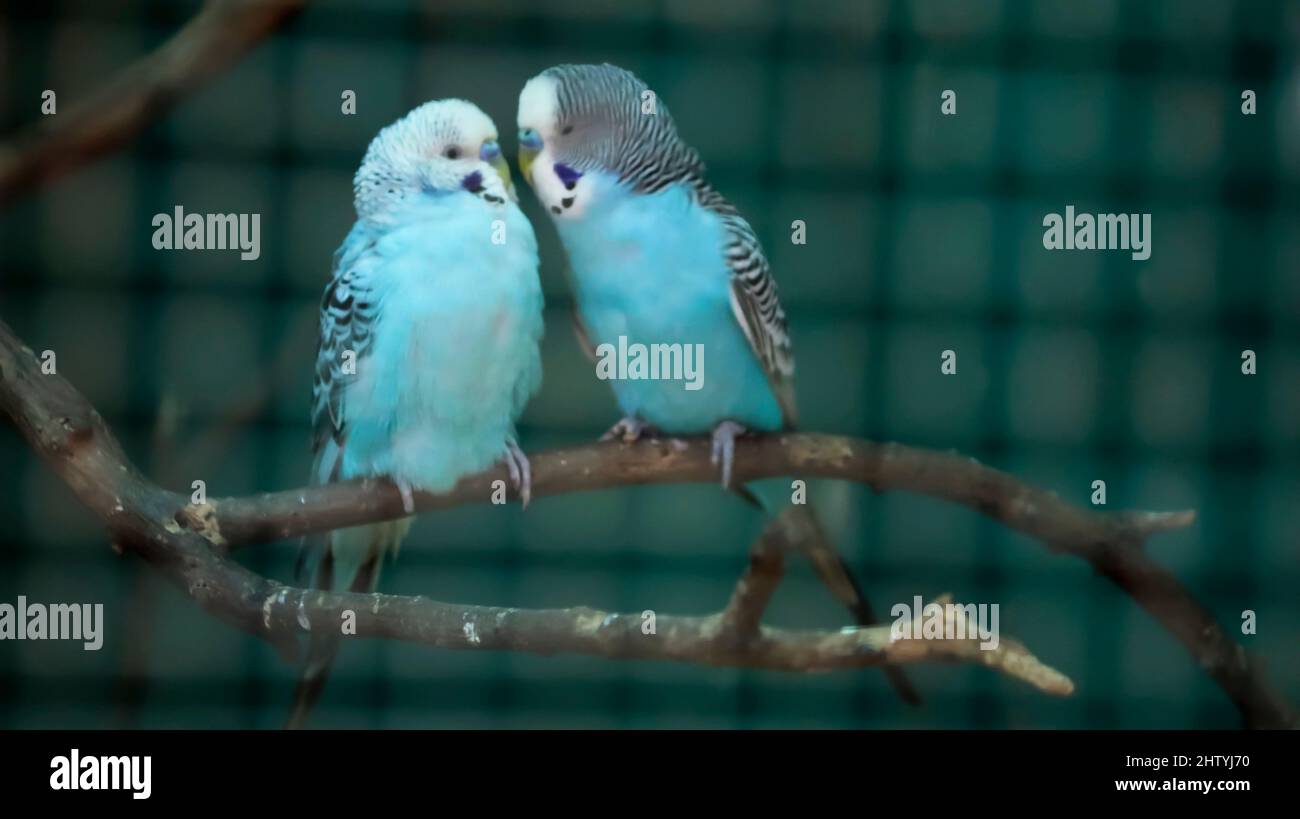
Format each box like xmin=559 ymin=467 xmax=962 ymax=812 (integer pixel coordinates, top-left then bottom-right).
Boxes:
xmin=518 ymin=150 xmax=537 ymax=186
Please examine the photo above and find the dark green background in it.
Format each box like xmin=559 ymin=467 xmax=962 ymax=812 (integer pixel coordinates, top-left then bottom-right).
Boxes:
xmin=0 ymin=0 xmax=1296 ymax=728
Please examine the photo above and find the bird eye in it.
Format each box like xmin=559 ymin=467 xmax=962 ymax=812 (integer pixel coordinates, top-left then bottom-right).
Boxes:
xmin=518 ymin=128 xmax=543 ymax=150
xmin=561 ymin=124 xmax=574 ymax=136
xmin=443 ymin=146 xmax=462 ymax=160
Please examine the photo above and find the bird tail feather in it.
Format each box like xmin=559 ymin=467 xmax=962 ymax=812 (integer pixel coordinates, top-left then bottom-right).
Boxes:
xmin=286 ymin=518 xmax=409 ymax=729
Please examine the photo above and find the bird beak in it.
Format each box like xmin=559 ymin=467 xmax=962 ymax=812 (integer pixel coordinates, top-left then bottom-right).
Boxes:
xmin=490 ymin=154 xmax=515 ymax=197
xmin=480 ymin=140 xmax=514 ymax=197
xmin=517 ymin=128 xmax=543 ymax=185
xmin=518 ymin=149 xmax=537 ymax=185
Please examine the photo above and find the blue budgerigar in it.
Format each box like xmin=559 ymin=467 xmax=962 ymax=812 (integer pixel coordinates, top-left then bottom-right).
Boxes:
xmin=516 ymin=65 xmax=795 ymax=482
xmin=290 ymin=99 xmax=544 ymax=727
xmin=515 ymin=64 xmax=918 ymax=704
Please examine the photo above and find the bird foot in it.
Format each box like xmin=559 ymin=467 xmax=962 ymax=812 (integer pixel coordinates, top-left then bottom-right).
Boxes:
xmin=710 ymin=420 xmax=748 ymax=489
xmin=502 ymin=437 xmax=532 ymax=508
xmin=395 ymin=477 xmax=416 ymax=515
xmin=600 ymin=416 xmax=657 ymax=443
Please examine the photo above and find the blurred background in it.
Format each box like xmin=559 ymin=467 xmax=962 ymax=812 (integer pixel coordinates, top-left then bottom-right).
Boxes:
xmin=0 ymin=0 xmax=1296 ymax=728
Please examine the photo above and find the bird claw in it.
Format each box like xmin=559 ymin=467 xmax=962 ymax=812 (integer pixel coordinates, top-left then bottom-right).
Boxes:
xmin=710 ymin=420 xmax=747 ymax=489
xmin=396 ymin=477 xmax=416 ymax=515
xmin=502 ymin=438 xmax=532 ymax=509
xmin=600 ymin=416 xmax=655 ymax=443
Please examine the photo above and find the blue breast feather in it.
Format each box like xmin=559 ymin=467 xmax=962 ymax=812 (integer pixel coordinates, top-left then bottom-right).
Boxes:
xmin=558 ymin=175 xmax=783 ymax=433
xmin=337 ymin=191 xmax=543 ymax=491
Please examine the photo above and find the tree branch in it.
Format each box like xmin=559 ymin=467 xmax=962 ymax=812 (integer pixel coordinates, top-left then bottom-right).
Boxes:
xmin=0 ymin=320 xmax=1075 ymax=693
xmin=0 ymin=0 xmax=307 ymax=207
xmin=0 ymin=314 xmax=1293 ymax=724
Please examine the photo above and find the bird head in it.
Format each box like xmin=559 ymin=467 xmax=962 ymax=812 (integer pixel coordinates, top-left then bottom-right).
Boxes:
xmin=516 ymin=63 xmax=695 ymax=220
xmin=354 ymin=98 xmax=514 ymax=222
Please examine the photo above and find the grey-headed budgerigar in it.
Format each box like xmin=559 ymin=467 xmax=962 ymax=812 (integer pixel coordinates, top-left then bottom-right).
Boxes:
xmin=516 ymin=64 xmax=800 ymax=484
xmin=515 ymin=64 xmax=918 ymax=704
xmin=289 ymin=99 xmax=544 ymax=727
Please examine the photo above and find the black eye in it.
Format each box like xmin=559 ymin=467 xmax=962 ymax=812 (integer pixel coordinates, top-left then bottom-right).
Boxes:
xmin=561 ymin=124 xmax=574 ymax=135
xmin=443 ymin=146 xmax=461 ymax=159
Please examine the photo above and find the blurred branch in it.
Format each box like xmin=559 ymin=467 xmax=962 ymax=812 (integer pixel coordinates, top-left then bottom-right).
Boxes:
xmin=1 ymin=318 xmax=1294 ymax=725
xmin=0 ymin=0 xmax=307 ymax=207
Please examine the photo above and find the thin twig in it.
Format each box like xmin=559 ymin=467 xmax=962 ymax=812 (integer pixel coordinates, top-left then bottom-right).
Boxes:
xmin=0 ymin=0 xmax=307 ymax=207
xmin=718 ymin=507 xmax=801 ymax=641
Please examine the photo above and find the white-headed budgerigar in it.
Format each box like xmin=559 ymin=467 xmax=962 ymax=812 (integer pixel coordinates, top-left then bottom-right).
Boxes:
xmin=289 ymin=99 xmax=543 ymax=727
xmin=515 ymin=64 xmax=918 ymax=705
